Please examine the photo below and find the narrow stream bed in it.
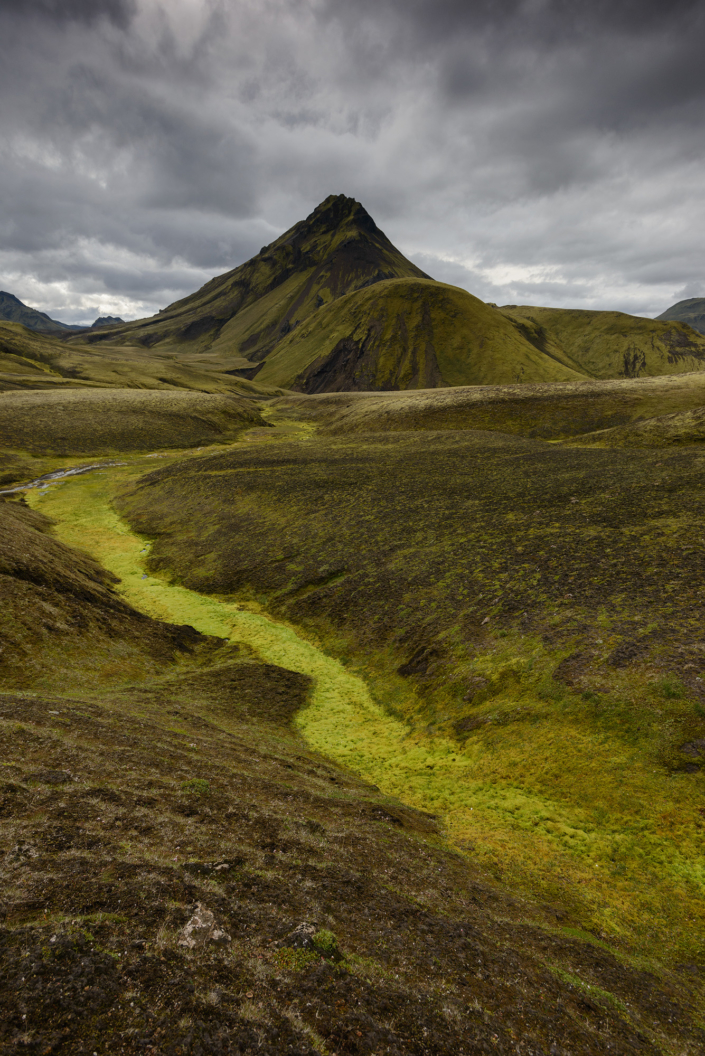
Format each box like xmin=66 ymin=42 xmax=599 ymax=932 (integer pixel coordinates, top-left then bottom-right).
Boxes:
xmin=27 ymin=463 xmax=482 ymax=829
xmin=27 ymin=458 xmax=616 ymax=928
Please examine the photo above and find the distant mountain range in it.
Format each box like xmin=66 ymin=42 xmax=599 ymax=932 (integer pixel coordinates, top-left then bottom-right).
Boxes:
xmin=0 ymin=291 xmax=123 ymax=333
xmin=657 ymin=297 xmax=705 ymax=335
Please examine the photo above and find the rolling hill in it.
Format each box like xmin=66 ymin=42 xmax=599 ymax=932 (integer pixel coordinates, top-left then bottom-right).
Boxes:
xmin=657 ymin=297 xmax=705 ymax=335
xmin=499 ymin=304 xmax=705 ymax=379
xmin=257 ymin=277 xmax=587 ymax=390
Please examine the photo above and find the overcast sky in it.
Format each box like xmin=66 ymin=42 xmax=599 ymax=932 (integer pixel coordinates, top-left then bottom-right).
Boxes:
xmin=2 ymin=0 xmax=705 ymax=324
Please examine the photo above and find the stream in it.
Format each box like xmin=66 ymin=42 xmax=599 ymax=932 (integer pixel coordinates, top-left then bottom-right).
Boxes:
xmin=27 ymin=462 xmax=481 ymax=832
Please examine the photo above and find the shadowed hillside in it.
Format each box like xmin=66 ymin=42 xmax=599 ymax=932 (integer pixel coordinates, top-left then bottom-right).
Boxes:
xmin=0 ymin=291 xmax=79 ymax=334
xmin=657 ymin=297 xmax=705 ymax=336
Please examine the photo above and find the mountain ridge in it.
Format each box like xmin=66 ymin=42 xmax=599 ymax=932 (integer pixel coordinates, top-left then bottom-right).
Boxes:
xmin=0 ymin=290 xmax=82 ymax=333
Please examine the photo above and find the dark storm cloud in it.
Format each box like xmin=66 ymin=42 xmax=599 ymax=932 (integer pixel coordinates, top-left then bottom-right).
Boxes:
xmin=1 ymin=0 xmax=705 ymax=323
xmin=1 ymin=0 xmax=136 ymax=27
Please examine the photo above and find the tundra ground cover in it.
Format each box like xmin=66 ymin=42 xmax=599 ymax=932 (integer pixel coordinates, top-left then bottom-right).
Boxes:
xmin=113 ymin=419 xmax=705 ymax=966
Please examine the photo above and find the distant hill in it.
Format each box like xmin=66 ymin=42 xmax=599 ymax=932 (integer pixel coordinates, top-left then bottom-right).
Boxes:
xmin=92 ymin=315 xmax=124 ymax=328
xmin=498 ymin=304 xmax=705 ymax=379
xmin=656 ymin=297 xmax=705 ymax=335
xmin=0 ymin=290 xmax=81 ymax=332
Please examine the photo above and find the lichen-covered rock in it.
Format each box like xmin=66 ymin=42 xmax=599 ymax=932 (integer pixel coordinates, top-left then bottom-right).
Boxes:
xmin=178 ymin=903 xmax=231 ymax=949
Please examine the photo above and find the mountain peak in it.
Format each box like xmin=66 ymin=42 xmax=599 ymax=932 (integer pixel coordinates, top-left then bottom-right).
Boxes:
xmin=303 ymin=194 xmax=378 ymax=235
xmin=67 ymin=195 xmax=430 ymax=361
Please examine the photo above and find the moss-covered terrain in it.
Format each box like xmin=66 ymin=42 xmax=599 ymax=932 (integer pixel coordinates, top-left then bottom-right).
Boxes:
xmin=499 ymin=306 xmax=705 ymax=380
xmin=0 ymin=388 xmax=265 ymax=464
xmin=256 ymin=279 xmax=585 ymax=391
xmin=272 ymin=371 xmax=705 ymax=440
xmin=7 ymin=459 xmax=703 ymax=1054
xmin=114 ymin=409 xmax=705 ymax=973
xmin=0 ymin=320 xmax=278 ymax=398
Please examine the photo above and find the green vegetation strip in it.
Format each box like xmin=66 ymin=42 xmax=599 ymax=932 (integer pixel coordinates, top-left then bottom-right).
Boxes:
xmin=30 ymin=463 xmax=705 ymax=960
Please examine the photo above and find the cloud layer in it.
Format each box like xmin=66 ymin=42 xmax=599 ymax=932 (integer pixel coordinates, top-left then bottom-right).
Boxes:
xmin=2 ymin=0 xmax=705 ymax=323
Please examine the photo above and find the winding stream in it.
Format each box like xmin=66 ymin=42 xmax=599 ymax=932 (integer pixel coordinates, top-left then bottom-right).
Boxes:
xmin=27 ymin=458 xmax=637 ymax=931
xmin=19 ymin=449 xmax=705 ymax=955
xmin=28 ymin=463 xmax=480 ymax=827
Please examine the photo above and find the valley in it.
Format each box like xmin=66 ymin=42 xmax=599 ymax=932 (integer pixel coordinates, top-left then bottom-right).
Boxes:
xmin=2 ymin=195 xmax=705 ymax=1055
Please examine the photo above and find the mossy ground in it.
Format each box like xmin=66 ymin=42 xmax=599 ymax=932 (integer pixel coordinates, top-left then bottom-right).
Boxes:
xmin=8 ymin=460 xmax=698 ymax=1053
xmin=4 ymin=390 xmax=705 ymax=1051
xmin=113 ymin=414 xmax=705 ymax=968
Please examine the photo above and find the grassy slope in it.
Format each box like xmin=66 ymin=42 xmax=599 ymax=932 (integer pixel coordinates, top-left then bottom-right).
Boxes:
xmin=115 ymin=416 xmax=705 ymax=969
xmin=257 ymin=279 xmax=587 ymax=391
xmin=272 ymin=371 xmax=705 ymax=440
xmin=4 ymin=468 xmax=696 ymax=1054
xmin=0 ymin=322 xmax=276 ymax=397
xmin=500 ymin=306 xmax=705 ymax=379
xmin=0 ymin=388 xmax=265 ymax=459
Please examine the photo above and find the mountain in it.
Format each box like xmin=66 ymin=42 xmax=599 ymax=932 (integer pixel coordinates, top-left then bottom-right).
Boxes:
xmin=92 ymin=315 xmax=124 ymax=327
xmin=69 ymin=194 xmax=432 ymax=365
xmin=498 ymin=304 xmax=705 ymax=378
xmin=0 ymin=290 xmax=81 ymax=332
xmin=656 ymin=296 xmax=705 ymax=335
xmin=72 ymin=195 xmax=705 ymax=392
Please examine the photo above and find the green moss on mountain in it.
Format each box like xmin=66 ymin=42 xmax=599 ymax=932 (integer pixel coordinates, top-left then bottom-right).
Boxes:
xmin=500 ymin=305 xmax=705 ymax=379
xmin=257 ymin=278 xmax=586 ymax=391
xmin=66 ymin=195 xmax=430 ymax=366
